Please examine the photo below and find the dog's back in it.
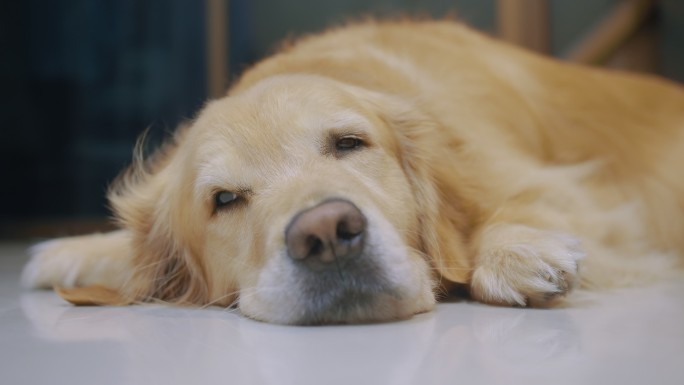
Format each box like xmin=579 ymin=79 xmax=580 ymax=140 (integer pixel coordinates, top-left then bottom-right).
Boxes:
xmin=236 ymin=20 xmax=684 ymax=281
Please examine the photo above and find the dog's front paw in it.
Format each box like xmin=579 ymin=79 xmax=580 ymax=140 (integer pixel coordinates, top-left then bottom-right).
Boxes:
xmin=470 ymin=224 xmax=584 ymax=307
xmin=21 ymin=231 xmax=132 ymax=290
xmin=22 ymin=238 xmax=83 ymax=289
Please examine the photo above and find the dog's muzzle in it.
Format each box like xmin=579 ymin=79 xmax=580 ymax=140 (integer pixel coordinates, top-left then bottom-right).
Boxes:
xmin=281 ymin=198 xmax=400 ymax=323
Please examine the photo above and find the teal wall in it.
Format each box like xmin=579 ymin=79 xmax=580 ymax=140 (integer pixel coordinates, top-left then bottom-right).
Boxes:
xmin=234 ymin=0 xmax=676 ymax=72
xmin=550 ymin=0 xmax=619 ymax=55
xmin=230 ymin=0 xmax=495 ymax=78
xmin=661 ymin=0 xmax=684 ymax=82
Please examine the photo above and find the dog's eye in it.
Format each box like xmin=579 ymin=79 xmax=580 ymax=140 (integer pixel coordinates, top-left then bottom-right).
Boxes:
xmin=336 ymin=136 xmax=363 ymax=151
xmin=214 ymin=190 xmax=238 ymax=208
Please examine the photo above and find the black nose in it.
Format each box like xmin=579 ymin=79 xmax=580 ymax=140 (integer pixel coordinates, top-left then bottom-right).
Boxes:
xmin=285 ymin=199 xmax=366 ymax=270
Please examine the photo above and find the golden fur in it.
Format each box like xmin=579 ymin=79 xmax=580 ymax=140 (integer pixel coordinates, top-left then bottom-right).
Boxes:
xmin=23 ymin=20 xmax=684 ymax=324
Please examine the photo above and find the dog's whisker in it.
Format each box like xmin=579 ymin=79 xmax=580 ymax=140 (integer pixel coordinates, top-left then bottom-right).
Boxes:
xmin=199 ymin=289 xmax=242 ymax=309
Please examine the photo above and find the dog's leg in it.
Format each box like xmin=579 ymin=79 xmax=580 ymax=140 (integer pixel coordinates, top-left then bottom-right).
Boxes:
xmin=22 ymin=230 xmax=134 ymax=291
xmin=469 ymin=223 xmax=585 ymax=307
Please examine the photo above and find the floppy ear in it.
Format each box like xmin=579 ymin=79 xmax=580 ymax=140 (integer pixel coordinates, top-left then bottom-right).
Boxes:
xmin=56 ymin=285 xmax=132 ymax=306
xmin=108 ymin=133 xmax=210 ymax=305
xmin=365 ymin=92 xmax=476 ymax=285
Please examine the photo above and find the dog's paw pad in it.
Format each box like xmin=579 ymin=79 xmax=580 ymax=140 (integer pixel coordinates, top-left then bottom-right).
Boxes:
xmin=470 ymin=225 xmax=584 ymax=307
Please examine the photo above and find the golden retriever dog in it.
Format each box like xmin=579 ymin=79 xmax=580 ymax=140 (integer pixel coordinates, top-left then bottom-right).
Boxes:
xmin=22 ymin=20 xmax=684 ymax=325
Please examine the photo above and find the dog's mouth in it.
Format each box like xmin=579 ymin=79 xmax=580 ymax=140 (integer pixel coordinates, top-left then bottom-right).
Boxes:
xmin=288 ymin=255 xmax=402 ymax=325
xmin=237 ymin=198 xmax=434 ymax=325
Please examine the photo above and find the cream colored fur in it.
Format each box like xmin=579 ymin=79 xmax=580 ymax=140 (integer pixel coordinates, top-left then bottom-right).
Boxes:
xmin=22 ymin=20 xmax=684 ymax=324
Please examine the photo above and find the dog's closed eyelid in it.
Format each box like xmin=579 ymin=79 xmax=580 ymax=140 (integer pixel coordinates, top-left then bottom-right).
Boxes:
xmin=324 ymin=131 xmax=370 ymax=157
xmin=336 ymin=136 xmax=363 ymax=150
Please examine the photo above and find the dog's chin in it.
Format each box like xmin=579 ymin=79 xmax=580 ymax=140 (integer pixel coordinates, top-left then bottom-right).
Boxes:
xmin=237 ymin=254 xmax=435 ymax=325
xmin=240 ymin=288 xmax=434 ymax=326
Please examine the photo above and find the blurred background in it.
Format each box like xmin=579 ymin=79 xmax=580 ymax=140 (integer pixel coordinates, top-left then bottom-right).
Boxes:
xmin=1 ymin=0 xmax=682 ymax=239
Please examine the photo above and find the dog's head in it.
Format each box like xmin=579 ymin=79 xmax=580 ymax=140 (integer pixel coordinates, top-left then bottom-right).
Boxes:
xmin=111 ymin=74 xmax=472 ymax=324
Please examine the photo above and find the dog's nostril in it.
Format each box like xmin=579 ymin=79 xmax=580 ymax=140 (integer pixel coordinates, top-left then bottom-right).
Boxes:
xmin=336 ymin=214 xmax=365 ymax=240
xmin=285 ymin=199 xmax=366 ymax=268
xmin=306 ymin=235 xmax=324 ymax=258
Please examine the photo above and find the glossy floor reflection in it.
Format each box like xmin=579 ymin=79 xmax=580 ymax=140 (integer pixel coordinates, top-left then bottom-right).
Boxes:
xmin=1 ymin=242 xmax=683 ymax=385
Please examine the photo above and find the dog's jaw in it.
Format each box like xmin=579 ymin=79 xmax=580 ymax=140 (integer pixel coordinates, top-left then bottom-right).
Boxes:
xmin=237 ymin=210 xmax=435 ymax=325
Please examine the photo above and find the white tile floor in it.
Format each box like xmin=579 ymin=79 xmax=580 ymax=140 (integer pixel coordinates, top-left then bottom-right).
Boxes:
xmin=1 ymin=242 xmax=683 ymax=385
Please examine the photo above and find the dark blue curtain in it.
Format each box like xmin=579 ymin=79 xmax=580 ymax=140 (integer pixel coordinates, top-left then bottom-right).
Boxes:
xmin=1 ymin=0 xmax=208 ymax=220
